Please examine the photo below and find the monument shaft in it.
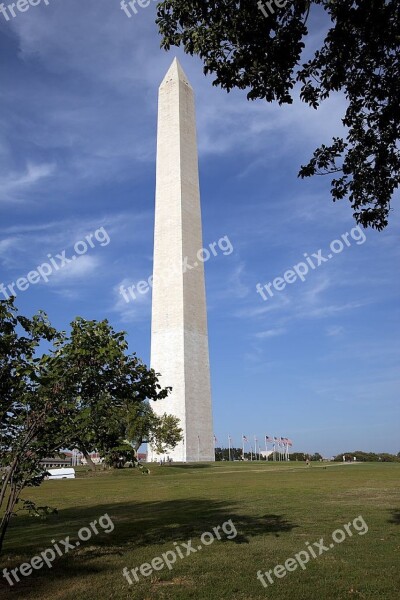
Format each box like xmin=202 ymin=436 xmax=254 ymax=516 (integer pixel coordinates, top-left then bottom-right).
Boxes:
xmin=150 ymin=59 xmax=214 ymax=462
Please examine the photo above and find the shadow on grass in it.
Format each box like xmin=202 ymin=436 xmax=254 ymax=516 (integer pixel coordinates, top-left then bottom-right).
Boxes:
xmin=1 ymin=498 xmax=298 ymax=595
xmin=388 ymin=508 xmax=400 ymax=524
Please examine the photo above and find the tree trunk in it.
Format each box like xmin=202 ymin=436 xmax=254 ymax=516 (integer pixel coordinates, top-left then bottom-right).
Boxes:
xmin=0 ymin=482 xmax=19 ymax=553
xmin=0 ymin=461 xmax=16 ymax=510
xmin=82 ymin=450 xmax=97 ymax=471
xmin=132 ymin=439 xmax=143 ymax=467
xmin=75 ymin=440 xmax=97 ymax=471
xmin=0 ymin=428 xmax=34 ymax=509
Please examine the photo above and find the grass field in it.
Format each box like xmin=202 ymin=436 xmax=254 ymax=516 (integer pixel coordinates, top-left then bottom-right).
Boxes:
xmin=0 ymin=461 xmax=399 ymax=599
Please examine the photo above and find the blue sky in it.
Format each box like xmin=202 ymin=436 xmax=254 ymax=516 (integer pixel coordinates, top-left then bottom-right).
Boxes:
xmin=0 ymin=1 xmax=399 ymax=457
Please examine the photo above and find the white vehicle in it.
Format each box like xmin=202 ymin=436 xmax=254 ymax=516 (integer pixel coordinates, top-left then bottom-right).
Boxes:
xmin=46 ymin=467 xmax=75 ymax=480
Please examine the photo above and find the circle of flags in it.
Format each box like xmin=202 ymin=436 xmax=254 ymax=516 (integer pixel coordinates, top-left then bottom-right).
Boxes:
xmin=214 ymin=434 xmax=293 ymax=461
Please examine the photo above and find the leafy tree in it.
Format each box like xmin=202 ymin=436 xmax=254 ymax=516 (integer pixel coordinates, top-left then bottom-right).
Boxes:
xmin=215 ymin=447 xmax=259 ymax=461
xmin=53 ymin=318 xmax=177 ymax=469
xmin=0 ymin=299 xmax=66 ymax=551
xmin=126 ymin=402 xmax=183 ymax=457
xmin=93 ymin=405 xmax=183 ymax=468
xmin=290 ymin=452 xmax=307 ymax=461
xmin=145 ymin=412 xmax=183 ymax=455
xmin=157 ymin=0 xmax=400 ymax=229
xmin=310 ymin=452 xmax=323 ymax=461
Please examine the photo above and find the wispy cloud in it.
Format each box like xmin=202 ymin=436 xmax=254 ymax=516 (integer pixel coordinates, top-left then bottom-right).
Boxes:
xmin=255 ymin=328 xmax=286 ymax=339
xmin=0 ymin=163 xmax=55 ymax=202
xmin=49 ymin=255 xmax=100 ymax=283
xmin=0 ymin=238 xmax=19 ymax=266
xmin=234 ymin=298 xmax=290 ymax=319
xmin=111 ymin=278 xmax=151 ymax=323
xmin=303 ymin=276 xmax=331 ymax=305
xmin=297 ymin=301 xmax=365 ymax=319
xmin=229 ymin=263 xmax=250 ymax=299
xmin=326 ymin=325 xmax=345 ymax=337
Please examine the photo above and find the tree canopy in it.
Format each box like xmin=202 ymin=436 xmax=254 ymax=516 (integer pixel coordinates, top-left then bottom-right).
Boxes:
xmin=157 ymin=0 xmax=400 ymax=230
xmin=53 ymin=317 xmax=176 ymax=469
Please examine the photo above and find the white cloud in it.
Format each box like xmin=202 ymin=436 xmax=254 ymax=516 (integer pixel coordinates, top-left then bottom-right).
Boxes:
xmin=111 ymin=278 xmax=151 ymax=323
xmin=197 ymin=86 xmax=347 ymax=162
xmin=234 ymin=294 xmax=290 ymax=319
xmin=255 ymin=328 xmax=286 ymax=339
xmin=0 ymin=238 xmax=19 ymax=265
xmin=303 ymin=276 xmax=331 ymax=305
xmin=298 ymin=301 xmax=364 ymax=319
xmin=49 ymin=254 xmax=100 ymax=282
xmin=227 ymin=263 xmax=250 ymax=299
xmin=326 ymin=325 xmax=345 ymax=337
xmin=0 ymin=162 xmax=55 ymax=202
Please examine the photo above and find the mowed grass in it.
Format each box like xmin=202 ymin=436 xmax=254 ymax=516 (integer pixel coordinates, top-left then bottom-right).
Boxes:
xmin=1 ymin=462 xmax=399 ymax=599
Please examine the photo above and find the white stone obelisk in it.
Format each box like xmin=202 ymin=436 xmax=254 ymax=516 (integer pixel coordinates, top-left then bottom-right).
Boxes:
xmin=149 ymin=58 xmax=214 ymax=463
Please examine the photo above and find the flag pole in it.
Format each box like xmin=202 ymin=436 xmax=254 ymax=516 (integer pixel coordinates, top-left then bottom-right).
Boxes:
xmin=228 ymin=435 xmax=231 ymax=462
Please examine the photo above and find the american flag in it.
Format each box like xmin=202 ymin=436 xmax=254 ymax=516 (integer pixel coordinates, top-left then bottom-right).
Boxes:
xmin=266 ymin=435 xmax=273 ymax=442
xmin=214 ymin=435 xmax=218 ymax=443
xmin=243 ymin=435 xmax=248 ymax=442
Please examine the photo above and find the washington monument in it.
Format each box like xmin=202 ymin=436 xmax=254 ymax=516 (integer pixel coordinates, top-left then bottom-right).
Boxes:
xmin=149 ymin=58 xmax=214 ymax=463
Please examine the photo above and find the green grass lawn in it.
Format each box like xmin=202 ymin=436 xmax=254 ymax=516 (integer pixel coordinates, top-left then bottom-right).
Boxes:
xmin=1 ymin=462 xmax=399 ymax=599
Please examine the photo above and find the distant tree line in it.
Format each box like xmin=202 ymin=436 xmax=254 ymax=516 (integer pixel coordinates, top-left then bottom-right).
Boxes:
xmin=333 ymin=451 xmax=400 ymax=463
xmin=215 ymin=447 xmax=272 ymax=461
xmin=215 ymin=447 xmax=250 ymax=461
xmin=215 ymin=448 xmax=324 ymax=461
xmin=289 ymin=452 xmax=323 ymax=461
xmin=215 ymin=449 xmax=400 ymax=462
